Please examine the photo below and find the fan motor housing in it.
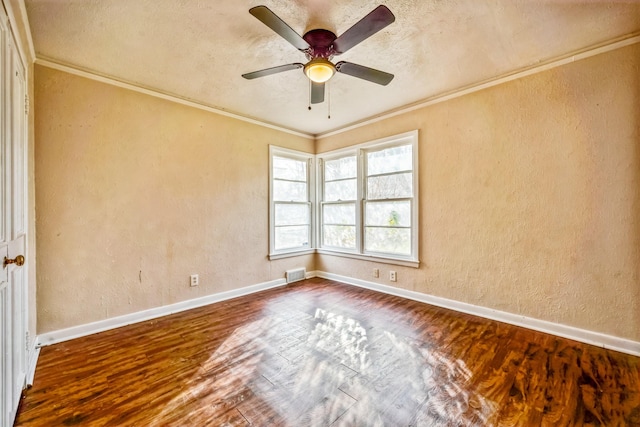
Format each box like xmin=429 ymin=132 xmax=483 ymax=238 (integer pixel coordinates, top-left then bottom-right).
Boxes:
xmin=303 ymin=29 xmax=337 ymax=59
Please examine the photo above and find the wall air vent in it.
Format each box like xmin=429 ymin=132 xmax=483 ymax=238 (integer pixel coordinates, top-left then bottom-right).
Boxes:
xmin=286 ymin=268 xmax=306 ymax=284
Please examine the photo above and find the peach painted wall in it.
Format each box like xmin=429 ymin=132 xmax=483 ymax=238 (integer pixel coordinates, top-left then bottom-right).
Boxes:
xmin=34 ymin=65 xmax=314 ymax=333
xmin=316 ymin=44 xmax=640 ymax=341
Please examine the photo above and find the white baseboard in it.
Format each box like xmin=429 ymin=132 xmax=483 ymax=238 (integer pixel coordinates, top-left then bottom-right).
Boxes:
xmin=26 ymin=344 xmax=40 ymax=386
xmin=37 ymin=278 xmax=287 ymax=347
xmin=35 ymin=272 xmax=640 ymax=357
xmin=314 ymin=271 xmax=640 ymax=357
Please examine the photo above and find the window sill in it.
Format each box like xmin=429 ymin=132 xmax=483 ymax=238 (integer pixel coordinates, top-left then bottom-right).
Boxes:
xmin=268 ymin=248 xmax=420 ymax=268
xmin=316 ymin=249 xmax=420 ymax=268
xmin=268 ymin=249 xmax=315 ymax=260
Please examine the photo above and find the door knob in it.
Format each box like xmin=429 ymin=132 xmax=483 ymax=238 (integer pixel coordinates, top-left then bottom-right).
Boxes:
xmin=4 ymin=255 xmax=25 ymax=268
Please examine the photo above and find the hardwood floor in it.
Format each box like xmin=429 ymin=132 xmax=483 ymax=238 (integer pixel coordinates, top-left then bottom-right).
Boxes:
xmin=15 ymin=278 xmax=640 ymax=426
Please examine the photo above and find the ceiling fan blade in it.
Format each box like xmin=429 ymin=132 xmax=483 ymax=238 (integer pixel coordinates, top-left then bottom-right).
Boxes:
xmin=311 ymin=82 xmax=325 ymax=104
xmin=242 ymin=63 xmax=304 ymax=79
xmin=336 ymin=61 xmax=394 ymax=86
xmin=333 ymin=5 xmax=395 ymax=54
xmin=249 ymin=6 xmax=310 ymax=51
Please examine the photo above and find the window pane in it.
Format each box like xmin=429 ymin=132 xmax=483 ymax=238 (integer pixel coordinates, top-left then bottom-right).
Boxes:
xmin=275 ymin=203 xmax=309 ymax=226
xmin=325 ymin=156 xmax=356 ymax=181
xmin=367 ymin=172 xmax=412 ymax=199
xmin=323 ymin=203 xmax=355 ymax=225
xmin=275 ymin=225 xmax=309 ymax=250
xmin=365 ymin=227 xmax=411 ymax=255
xmin=273 ymin=156 xmax=307 ymax=181
xmin=366 ymin=201 xmax=411 ymax=227
xmin=367 ymin=144 xmax=412 ymax=175
xmin=325 ymin=178 xmax=356 ymax=201
xmin=274 ymin=180 xmax=307 ymax=202
xmin=323 ymin=225 xmax=356 ymax=249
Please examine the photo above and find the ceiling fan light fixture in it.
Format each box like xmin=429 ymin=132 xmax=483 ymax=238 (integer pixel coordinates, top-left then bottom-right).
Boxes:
xmin=304 ymin=58 xmax=336 ymax=83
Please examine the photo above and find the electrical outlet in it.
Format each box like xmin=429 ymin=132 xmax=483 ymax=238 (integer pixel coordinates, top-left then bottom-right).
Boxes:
xmin=373 ymin=268 xmax=379 ymax=278
xmin=390 ymin=271 xmax=397 ymax=282
xmin=190 ymin=274 xmax=199 ymax=287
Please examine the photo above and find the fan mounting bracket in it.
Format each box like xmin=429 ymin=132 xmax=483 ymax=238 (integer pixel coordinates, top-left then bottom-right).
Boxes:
xmin=302 ymin=29 xmax=337 ymax=60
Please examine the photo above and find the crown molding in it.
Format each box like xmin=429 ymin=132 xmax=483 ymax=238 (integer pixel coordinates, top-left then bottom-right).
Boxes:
xmin=317 ymin=32 xmax=640 ymax=139
xmin=33 ymin=32 xmax=639 ymax=141
xmin=34 ymin=57 xmax=315 ymax=140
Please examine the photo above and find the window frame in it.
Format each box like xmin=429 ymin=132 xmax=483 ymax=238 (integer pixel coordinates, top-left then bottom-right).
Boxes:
xmin=268 ymin=145 xmax=315 ymax=259
xmin=317 ymin=130 xmax=419 ymax=267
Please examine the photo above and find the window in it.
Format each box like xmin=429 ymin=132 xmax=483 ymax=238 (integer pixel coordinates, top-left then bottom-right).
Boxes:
xmin=269 ymin=146 xmax=314 ymax=257
xmin=364 ymin=144 xmax=413 ymax=256
xmin=321 ymin=155 xmax=357 ymax=250
xmin=318 ymin=131 xmax=418 ymax=265
xmin=269 ymin=131 xmax=418 ymax=266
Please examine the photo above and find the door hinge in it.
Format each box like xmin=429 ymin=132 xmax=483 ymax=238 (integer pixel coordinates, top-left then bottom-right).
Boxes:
xmin=25 ymin=94 xmax=29 ymax=116
xmin=25 ymin=331 xmax=30 ymax=351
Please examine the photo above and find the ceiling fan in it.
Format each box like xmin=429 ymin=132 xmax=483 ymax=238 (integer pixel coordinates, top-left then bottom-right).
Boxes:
xmin=242 ymin=5 xmax=395 ymax=105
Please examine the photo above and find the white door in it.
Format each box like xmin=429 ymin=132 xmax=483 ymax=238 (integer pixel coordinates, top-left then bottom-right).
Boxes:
xmin=0 ymin=6 xmax=28 ymax=426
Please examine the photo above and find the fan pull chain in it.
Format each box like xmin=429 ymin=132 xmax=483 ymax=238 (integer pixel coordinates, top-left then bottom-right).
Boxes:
xmin=308 ymin=80 xmax=312 ymax=111
xmin=327 ymin=81 xmax=331 ymax=119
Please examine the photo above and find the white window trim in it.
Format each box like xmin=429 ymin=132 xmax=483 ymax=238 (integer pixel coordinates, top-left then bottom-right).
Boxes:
xmin=317 ymin=130 xmax=419 ymax=266
xmin=268 ymin=145 xmax=315 ymax=259
xmin=316 ymin=248 xmax=420 ymax=268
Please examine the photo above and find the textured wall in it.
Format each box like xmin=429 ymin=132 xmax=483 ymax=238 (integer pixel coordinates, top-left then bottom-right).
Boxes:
xmin=35 ymin=43 xmax=639 ymax=341
xmin=34 ymin=65 xmax=314 ymax=333
xmin=316 ymin=44 xmax=640 ymax=341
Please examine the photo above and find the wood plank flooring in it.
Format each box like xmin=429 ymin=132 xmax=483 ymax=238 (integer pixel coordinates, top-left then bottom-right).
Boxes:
xmin=15 ymin=278 xmax=640 ymax=426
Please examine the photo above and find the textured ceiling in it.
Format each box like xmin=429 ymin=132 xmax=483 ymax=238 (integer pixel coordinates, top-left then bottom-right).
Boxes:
xmin=24 ymin=0 xmax=640 ymax=136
